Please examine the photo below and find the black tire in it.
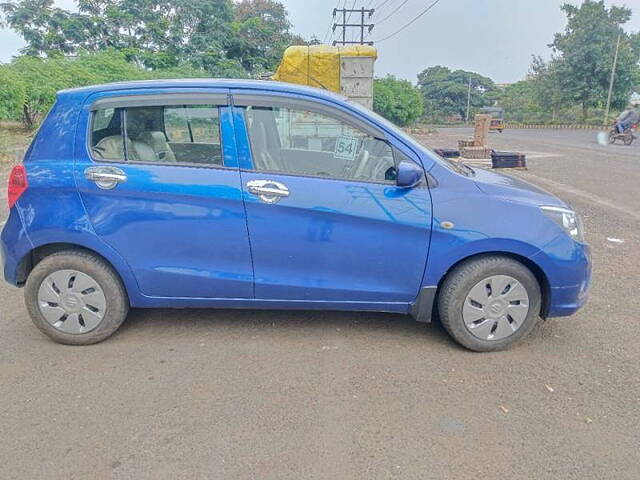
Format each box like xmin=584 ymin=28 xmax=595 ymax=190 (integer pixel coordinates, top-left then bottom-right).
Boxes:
xmin=438 ymin=256 xmax=541 ymax=352
xmin=24 ymin=249 xmax=129 ymax=345
xmin=608 ymin=130 xmax=617 ymax=144
xmin=623 ymin=135 xmax=633 ymax=146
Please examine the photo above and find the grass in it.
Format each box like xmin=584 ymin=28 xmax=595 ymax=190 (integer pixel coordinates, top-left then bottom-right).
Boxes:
xmin=0 ymin=126 xmax=33 ymax=164
xmin=405 ymin=124 xmax=439 ymax=135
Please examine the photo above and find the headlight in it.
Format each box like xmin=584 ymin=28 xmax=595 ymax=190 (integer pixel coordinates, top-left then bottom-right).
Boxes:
xmin=540 ymin=206 xmax=585 ymax=243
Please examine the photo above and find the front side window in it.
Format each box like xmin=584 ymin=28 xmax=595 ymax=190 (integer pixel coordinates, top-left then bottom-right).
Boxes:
xmin=90 ymin=104 xmax=223 ymax=166
xmin=244 ymin=105 xmax=395 ymax=183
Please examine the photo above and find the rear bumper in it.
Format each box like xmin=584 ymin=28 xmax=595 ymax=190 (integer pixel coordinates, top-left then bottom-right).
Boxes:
xmin=1 ymin=206 xmax=32 ymax=286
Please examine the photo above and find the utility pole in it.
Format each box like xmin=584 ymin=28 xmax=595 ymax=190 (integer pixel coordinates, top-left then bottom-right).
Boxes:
xmin=332 ymin=7 xmax=375 ymax=45
xmin=465 ymin=77 xmax=472 ymax=122
xmin=604 ymin=31 xmax=622 ymax=126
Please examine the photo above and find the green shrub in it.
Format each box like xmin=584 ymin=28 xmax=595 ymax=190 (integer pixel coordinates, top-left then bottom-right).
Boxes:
xmin=0 ymin=66 xmax=26 ymax=121
xmin=373 ymin=75 xmax=424 ymax=127
xmin=0 ymin=51 xmax=220 ymax=127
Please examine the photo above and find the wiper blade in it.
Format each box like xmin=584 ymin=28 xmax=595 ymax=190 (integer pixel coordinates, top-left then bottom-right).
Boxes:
xmin=461 ymin=163 xmax=476 ymax=176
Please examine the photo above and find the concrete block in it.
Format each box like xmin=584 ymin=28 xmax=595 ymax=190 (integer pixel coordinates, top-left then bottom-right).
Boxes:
xmin=460 ymin=146 xmax=492 ymax=159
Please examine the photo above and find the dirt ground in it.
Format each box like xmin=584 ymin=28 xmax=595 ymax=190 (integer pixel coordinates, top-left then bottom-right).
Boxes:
xmin=0 ymin=127 xmax=638 ymax=479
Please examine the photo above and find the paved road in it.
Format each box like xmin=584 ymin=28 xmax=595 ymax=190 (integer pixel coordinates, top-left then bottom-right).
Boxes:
xmin=1 ymin=129 xmax=639 ymax=479
xmin=427 ymin=127 xmax=640 ymax=214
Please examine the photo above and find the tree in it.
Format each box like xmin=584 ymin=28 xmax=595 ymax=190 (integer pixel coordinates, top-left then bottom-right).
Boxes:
xmin=0 ymin=0 xmax=301 ymax=76
xmin=0 ymin=0 xmax=247 ymax=74
xmin=527 ymin=56 xmax=567 ymax=122
xmin=628 ymin=32 xmax=640 ymax=94
xmin=9 ymin=55 xmax=78 ymax=127
xmin=373 ymin=75 xmax=423 ymax=127
xmin=496 ymin=80 xmax=540 ymax=123
xmin=550 ymin=1 xmax=639 ymax=121
xmin=228 ymin=0 xmax=297 ymax=73
xmin=0 ymin=50 xmax=215 ymax=127
xmin=0 ymin=0 xmax=88 ymax=55
xmin=417 ymin=66 xmax=496 ymax=122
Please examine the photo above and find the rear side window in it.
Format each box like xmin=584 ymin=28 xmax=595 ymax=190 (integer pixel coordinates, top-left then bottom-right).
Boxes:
xmin=90 ymin=104 xmax=224 ymax=166
xmin=164 ymin=106 xmax=220 ymax=144
xmin=93 ymin=108 xmax=116 ymax=131
xmin=91 ymin=108 xmax=123 ymax=161
xmin=164 ymin=107 xmax=191 ymax=142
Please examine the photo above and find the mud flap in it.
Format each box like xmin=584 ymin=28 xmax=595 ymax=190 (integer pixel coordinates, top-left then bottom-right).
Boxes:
xmin=410 ymin=286 xmax=437 ymax=323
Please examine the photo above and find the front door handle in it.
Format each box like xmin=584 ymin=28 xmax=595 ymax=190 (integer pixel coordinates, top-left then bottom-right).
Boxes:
xmin=246 ymin=180 xmax=290 ymax=204
xmin=84 ymin=166 xmax=127 ymax=190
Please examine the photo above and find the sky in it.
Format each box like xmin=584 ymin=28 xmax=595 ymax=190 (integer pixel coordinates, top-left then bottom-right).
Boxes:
xmin=1 ymin=0 xmax=639 ymax=84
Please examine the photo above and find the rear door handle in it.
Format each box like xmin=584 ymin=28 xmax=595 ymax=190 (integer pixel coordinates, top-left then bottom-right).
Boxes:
xmin=84 ymin=166 xmax=127 ymax=190
xmin=246 ymin=180 xmax=289 ymax=204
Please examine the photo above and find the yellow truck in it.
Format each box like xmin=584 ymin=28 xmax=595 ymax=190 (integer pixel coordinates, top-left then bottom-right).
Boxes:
xmin=479 ymin=107 xmax=505 ymax=132
xmin=272 ymin=44 xmax=377 ymax=109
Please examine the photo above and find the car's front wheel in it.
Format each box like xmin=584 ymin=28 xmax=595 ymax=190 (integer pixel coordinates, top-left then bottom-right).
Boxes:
xmin=24 ymin=250 xmax=129 ymax=345
xmin=438 ymin=256 xmax=541 ymax=352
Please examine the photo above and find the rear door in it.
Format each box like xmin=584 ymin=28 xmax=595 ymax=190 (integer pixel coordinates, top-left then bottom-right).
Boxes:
xmin=232 ymin=94 xmax=432 ymax=304
xmin=74 ymin=91 xmax=253 ymax=299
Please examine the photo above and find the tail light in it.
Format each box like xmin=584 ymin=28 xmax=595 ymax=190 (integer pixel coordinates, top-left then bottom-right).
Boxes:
xmin=7 ymin=164 xmax=28 ymax=209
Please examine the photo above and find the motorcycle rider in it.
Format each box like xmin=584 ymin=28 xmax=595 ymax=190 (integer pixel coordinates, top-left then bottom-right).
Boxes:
xmin=616 ymin=105 xmax=640 ymax=133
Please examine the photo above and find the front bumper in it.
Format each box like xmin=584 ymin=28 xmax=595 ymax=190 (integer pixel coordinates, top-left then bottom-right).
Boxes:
xmin=530 ymin=237 xmax=592 ymax=318
xmin=548 ymin=276 xmax=590 ymax=316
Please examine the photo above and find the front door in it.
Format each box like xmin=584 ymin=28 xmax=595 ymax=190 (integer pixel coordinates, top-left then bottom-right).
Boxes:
xmin=233 ymin=96 xmax=432 ymax=304
xmin=74 ymin=92 xmax=253 ymax=299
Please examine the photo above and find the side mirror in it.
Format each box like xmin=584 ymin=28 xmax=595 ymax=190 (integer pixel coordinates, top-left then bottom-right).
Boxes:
xmin=396 ymin=161 xmax=424 ymax=188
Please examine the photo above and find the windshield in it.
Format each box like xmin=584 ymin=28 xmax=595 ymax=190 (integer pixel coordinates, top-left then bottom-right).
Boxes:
xmin=347 ymin=100 xmax=473 ymax=176
xmin=347 ymin=100 xmax=427 ymax=150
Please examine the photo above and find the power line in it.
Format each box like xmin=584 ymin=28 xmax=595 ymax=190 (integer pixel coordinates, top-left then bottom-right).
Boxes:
xmin=372 ymin=0 xmax=397 ymax=18
xmin=324 ymin=0 xmax=350 ymax=43
xmin=375 ymin=0 xmax=412 ymax=24
xmin=322 ymin=22 xmax=333 ymax=43
xmin=346 ymin=0 xmax=357 ymax=20
xmin=323 ymin=1 xmax=343 ymax=43
xmin=345 ymin=0 xmax=358 ymax=42
xmin=373 ymin=0 xmax=443 ymax=43
xmin=374 ymin=0 xmax=395 ymax=10
xmin=362 ymin=0 xmax=376 ymax=38
xmin=338 ymin=0 xmax=349 ymax=43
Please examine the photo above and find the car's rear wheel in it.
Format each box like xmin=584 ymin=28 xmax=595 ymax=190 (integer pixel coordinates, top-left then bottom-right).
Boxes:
xmin=438 ymin=256 xmax=541 ymax=352
xmin=24 ymin=250 xmax=129 ymax=345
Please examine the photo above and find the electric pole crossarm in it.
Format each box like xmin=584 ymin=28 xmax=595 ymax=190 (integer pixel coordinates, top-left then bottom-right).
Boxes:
xmin=332 ymin=41 xmax=375 ymax=45
xmin=332 ymin=7 xmax=375 ymax=46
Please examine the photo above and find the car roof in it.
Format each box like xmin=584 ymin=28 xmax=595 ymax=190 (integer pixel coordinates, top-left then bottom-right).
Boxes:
xmin=59 ymin=78 xmax=348 ymax=103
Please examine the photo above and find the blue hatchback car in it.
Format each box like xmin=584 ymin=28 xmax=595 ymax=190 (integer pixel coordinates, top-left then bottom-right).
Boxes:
xmin=1 ymin=79 xmax=591 ymax=351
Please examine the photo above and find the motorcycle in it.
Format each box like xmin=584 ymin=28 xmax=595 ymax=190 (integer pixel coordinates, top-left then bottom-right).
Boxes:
xmin=608 ymin=122 xmax=637 ymax=145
